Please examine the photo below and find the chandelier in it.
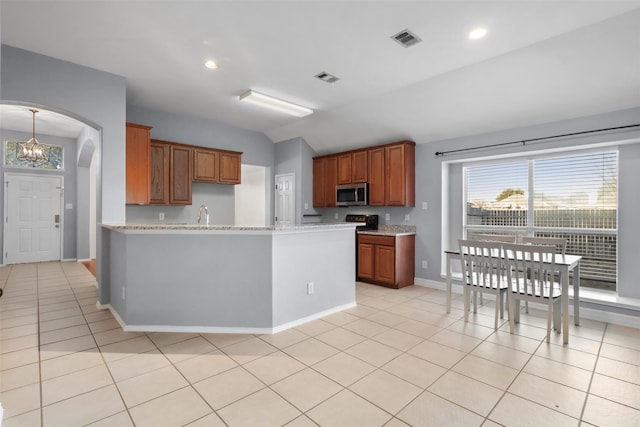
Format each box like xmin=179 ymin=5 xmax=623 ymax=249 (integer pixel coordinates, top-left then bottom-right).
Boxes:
xmin=17 ymin=109 xmax=50 ymax=167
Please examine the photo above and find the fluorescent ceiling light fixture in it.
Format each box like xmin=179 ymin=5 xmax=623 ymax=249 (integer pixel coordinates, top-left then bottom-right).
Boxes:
xmin=239 ymin=90 xmax=313 ymax=117
xmin=204 ymin=60 xmax=219 ymax=69
xmin=468 ymin=27 xmax=488 ymax=40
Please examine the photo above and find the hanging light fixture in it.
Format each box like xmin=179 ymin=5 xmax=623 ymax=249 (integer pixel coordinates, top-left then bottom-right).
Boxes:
xmin=17 ymin=109 xmax=50 ymax=167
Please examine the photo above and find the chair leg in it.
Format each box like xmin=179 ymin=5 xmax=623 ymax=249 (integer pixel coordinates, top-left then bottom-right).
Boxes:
xmin=473 ymin=290 xmax=478 ymax=313
xmin=499 ymin=292 xmax=505 ymax=319
xmin=494 ymin=295 xmax=500 ymax=330
xmin=525 ymin=300 xmax=529 ymax=314
xmin=553 ymin=298 xmax=562 ymax=332
xmin=507 ymin=294 xmax=515 ymax=334
xmin=464 ymin=288 xmax=470 ymax=323
xmin=546 ymin=301 xmax=553 ymax=343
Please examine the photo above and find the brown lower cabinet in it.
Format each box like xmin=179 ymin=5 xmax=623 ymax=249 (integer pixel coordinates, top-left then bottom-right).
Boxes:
xmin=358 ymin=233 xmax=415 ymax=288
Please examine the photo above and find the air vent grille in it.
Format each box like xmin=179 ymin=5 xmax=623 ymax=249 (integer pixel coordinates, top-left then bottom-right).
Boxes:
xmin=315 ymin=72 xmax=340 ymax=83
xmin=391 ymin=29 xmax=422 ymax=48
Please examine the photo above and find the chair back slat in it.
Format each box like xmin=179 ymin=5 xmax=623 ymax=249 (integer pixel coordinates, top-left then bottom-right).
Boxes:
xmin=522 ymin=236 xmax=567 ymax=255
xmin=458 ymin=239 xmax=505 ymax=289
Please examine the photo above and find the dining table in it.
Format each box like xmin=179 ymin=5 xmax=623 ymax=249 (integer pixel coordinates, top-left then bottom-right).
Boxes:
xmin=445 ymin=249 xmax=582 ymax=344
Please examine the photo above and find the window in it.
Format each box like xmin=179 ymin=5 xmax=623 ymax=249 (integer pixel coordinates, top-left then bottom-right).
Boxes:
xmin=464 ymin=150 xmax=618 ymax=290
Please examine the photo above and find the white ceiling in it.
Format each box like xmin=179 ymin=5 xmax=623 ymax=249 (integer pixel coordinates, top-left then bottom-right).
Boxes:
xmin=2 ymin=1 xmax=640 ymax=154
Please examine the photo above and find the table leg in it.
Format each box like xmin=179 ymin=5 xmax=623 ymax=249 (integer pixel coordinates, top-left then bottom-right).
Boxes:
xmin=446 ymin=253 xmax=452 ymax=314
xmin=574 ymin=262 xmax=580 ymax=326
xmin=562 ymin=267 xmax=569 ymax=345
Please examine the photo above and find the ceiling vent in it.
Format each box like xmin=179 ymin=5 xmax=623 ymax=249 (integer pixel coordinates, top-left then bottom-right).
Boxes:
xmin=391 ymin=29 xmax=422 ymax=48
xmin=315 ymin=72 xmax=340 ymax=83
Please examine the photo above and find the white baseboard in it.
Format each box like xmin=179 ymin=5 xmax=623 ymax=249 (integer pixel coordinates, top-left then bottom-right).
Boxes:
xmin=413 ymin=277 xmax=640 ymax=329
xmin=98 ymin=301 xmax=357 ymax=335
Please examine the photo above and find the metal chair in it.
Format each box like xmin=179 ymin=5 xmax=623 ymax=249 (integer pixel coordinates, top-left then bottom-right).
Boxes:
xmin=458 ymin=239 xmax=509 ymax=330
xmin=503 ymin=242 xmax=562 ymax=343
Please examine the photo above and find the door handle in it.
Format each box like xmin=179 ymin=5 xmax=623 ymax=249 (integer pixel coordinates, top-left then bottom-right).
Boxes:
xmin=54 ymin=214 xmax=60 ymax=223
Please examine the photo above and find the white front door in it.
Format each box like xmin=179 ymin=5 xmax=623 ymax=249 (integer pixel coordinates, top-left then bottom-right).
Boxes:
xmin=5 ymin=173 xmax=63 ymax=264
xmin=275 ymin=173 xmax=295 ymax=226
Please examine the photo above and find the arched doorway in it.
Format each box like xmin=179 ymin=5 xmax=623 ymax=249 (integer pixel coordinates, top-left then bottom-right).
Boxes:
xmin=0 ymin=103 xmax=101 ymax=265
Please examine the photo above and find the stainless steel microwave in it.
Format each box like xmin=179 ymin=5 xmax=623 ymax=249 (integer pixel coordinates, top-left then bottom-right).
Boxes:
xmin=336 ymin=183 xmax=368 ymax=206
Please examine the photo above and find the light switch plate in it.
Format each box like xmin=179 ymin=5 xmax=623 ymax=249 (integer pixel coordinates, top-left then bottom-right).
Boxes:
xmin=422 ymin=202 xmax=428 ymax=210
xmin=385 ymin=213 xmax=391 ymax=221
xmin=65 ymin=203 xmax=73 ymax=209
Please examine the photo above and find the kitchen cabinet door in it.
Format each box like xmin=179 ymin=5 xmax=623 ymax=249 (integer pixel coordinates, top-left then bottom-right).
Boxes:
xmin=337 ymin=153 xmax=352 ymax=185
xmin=358 ymin=242 xmax=375 ymax=280
xmin=385 ymin=142 xmax=415 ymax=207
xmin=324 ymin=156 xmax=338 ymax=207
xmin=125 ymin=123 xmax=152 ymax=204
xmin=313 ymin=157 xmax=325 ymax=207
xmin=149 ymin=141 xmax=170 ymax=204
xmin=193 ymin=148 xmax=219 ymax=183
xmin=368 ymin=147 xmax=385 ymax=206
xmin=169 ymin=144 xmax=192 ymax=205
xmin=351 ymin=150 xmax=368 ymax=183
xmin=375 ymin=244 xmax=396 ymax=285
xmin=219 ymin=151 xmax=241 ymax=184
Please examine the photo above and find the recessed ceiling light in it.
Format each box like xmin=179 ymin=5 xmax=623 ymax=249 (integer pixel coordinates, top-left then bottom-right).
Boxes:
xmin=468 ymin=27 xmax=488 ymax=40
xmin=204 ymin=60 xmax=219 ymax=69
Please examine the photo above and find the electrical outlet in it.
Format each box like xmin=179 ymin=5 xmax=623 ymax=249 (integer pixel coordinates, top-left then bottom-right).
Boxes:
xmin=159 ymin=212 xmax=165 ymax=221
xmin=304 ymin=203 xmax=308 ymax=210
xmin=404 ymin=214 xmax=410 ymax=222
xmin=334 ymin=212 xmax=339 ymax=220
xmin=307 ymin=282 xmax=314 ymax=295
xmin=385 ymin=213 xmax=391 ymax=221
xmin=422 ymin=260 xmax=428 ymax=269
xmin=422 ymin=202 xmax=428 ymax=210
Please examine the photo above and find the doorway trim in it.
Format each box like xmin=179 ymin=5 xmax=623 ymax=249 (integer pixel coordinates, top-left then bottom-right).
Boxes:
xmin=4 ymin=172 xmax=64 ymax=264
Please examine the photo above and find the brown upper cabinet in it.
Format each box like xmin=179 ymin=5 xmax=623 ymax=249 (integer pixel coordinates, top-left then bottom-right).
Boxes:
xmin=337 ymin=151 xmax=368 ymax=185
xmin=312 ymin=157 xmax=326 ymax=208
xmin=193 ymin=148 xmax=219 ymax=183
xmin=337 ymin=153 xmax=352 ymax=185
xmin=169 ymin=144 xmax=192 ymax=205
xmin=193 ymin=148 xmax=242 ymax=184
xmin=368 ymin=147 xmax=385 ymax=206
xmin=149 ymin=140 xmax=170 ymax=204
xmin=351 ymin=150 xmax=368 ymax=183
xmin=126 ymin=123 xmax=152 ymax=205
xmin=385 ymin=142 xmax=415 ymax=207
xmin=312 ymin=156 xmax=338 ymax=208
xmin=312 ymin=140 xmax=415 ymax=207
xmin=127 ymin=122 xmax=243 ymax=205
xmin=219 ymin=151 xmax=242 ymax=184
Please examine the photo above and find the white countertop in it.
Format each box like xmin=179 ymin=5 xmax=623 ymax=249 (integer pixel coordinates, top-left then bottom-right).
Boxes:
xmin=102 ymin=222 xmax=361 ymax=235
xmin=357 ymin=225 xmax=416 ymax=237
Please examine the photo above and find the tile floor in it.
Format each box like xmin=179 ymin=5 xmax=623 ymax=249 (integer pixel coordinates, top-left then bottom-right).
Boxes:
xmin=1 ymin=262 xmax=639 ymax=426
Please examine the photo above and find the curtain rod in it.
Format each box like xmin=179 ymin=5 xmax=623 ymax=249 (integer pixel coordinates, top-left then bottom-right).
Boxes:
xmin=434 ymin=124 xmax=640 ymax=157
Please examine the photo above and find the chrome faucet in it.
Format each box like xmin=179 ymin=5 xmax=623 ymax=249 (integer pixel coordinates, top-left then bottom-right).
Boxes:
xmin=197 ymin=204 xmax=209 ymax=226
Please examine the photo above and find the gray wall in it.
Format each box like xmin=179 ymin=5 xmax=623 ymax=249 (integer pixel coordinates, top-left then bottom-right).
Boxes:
xmin=274 ymin=137 xmax=319 ymax=224
xmin=1 ymin=44 xmax=126 ymax=224
xmin=0 ymin=130 xmax=78 ymax=261
xmin=125 ymin=106 xmax=275 ymax=225
xmin=1 ymin=44 xmax=126 ymax=304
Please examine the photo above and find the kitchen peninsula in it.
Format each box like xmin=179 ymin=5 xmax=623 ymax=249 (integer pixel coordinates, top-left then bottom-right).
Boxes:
xmin=100 ymin=223 xmax=358 ymax=334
